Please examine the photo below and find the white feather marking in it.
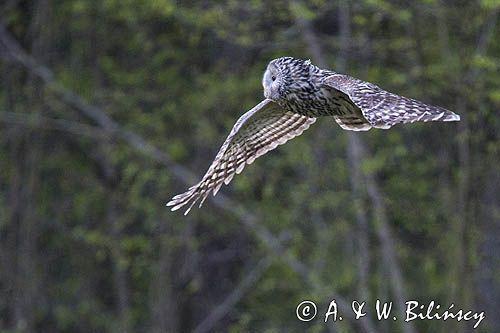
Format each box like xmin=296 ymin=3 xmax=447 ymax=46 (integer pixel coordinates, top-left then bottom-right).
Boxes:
xmin=236 ymin=163 xmax=245 ymax=174
xmin=224 ymin=174 xmax=234 ymax=185
xmin=433 ymin=112 xmax=445 ymax=121
xmin=443 ymin=113 xmax=460 ymax=121
xmin=417 ymin=111 xmax=430 ymax=121
xmin=213 ymin=182 xmax=223 ymax=196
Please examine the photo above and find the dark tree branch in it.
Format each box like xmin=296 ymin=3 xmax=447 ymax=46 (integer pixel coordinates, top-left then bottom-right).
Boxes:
xmin=193 ymin=257 xmax=273 ymax=333
xmin=0 ymin=111 xmax=111 ymax=139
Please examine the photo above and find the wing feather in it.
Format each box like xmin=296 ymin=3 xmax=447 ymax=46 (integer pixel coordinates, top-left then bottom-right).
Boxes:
xmin=167 ymin=99 xmax=316 ymax=215
xmin=322 ymin=74 xmax=460 ymax=129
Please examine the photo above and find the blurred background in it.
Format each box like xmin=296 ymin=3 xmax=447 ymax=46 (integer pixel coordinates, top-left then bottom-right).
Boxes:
xmin=0 ymin=1 xmax=499 ymax=332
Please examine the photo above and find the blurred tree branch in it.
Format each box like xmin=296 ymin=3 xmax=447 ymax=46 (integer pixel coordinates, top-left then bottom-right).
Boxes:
xmin=193 ymin=257 xmax=273 ymax=333
xmin=0 ymin=111 xmax=111 ymax=139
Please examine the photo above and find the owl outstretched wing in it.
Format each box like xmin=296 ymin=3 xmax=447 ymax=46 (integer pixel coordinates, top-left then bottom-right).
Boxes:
xmin=167 ymin=99 xmax=316 ymax=215
xmin=322 ymin=74 xmax=460 ymax=129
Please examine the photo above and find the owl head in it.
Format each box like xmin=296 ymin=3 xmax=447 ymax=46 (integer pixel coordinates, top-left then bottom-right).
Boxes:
xmin=262 ymin=57 xmax=312 ymax=101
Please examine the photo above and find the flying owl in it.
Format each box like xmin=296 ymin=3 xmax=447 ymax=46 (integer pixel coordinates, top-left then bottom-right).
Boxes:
xmin=167 ymin=57 xmax=460 ymax=214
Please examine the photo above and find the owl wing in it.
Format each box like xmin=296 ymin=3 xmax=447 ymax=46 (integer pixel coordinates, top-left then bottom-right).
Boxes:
xmin=167 ymin=99 xmax=316 ymax=215
xmin=322 ymin=74 xmax=460 ymax=129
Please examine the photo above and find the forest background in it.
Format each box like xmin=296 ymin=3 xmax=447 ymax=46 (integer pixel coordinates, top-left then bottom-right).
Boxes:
xmin=0 ymin=1 xmax=499 ymax=332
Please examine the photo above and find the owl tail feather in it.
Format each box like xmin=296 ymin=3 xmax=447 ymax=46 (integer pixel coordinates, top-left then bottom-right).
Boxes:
xmin=416 ymin=108 xmax=460 ymax=123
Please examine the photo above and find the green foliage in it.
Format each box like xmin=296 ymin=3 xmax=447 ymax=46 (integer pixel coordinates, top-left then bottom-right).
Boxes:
xmin=0 ymin=0 xmax=498 ymax=332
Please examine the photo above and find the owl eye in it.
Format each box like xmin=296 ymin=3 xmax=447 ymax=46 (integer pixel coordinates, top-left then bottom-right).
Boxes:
xmin=271 ymin=75 xmax=276 ymax=81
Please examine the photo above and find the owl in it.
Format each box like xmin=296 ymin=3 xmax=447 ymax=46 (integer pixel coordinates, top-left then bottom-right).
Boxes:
xmin=167 ymin=57 xmax=460 ymax=214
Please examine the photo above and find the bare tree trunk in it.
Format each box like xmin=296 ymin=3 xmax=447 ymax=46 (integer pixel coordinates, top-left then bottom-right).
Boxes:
xmin=13 ymin=137 xmax=41 ymax=333
xmin=9 ymin=132 xmax=38 ymax=333
xmin=148 ymin=224 xmax=179 ymax=333
xmin=107 ymin=198 xmax=131 ymax=333
xmin=336 ymin=0 xmax=371 ymax=308
xmin=9 ymin=1 xmax=53 ymax=330
xmin=346 ymin=137 xmax=371 ymax=303
xmin=361 ymin=148 xmax=415 ymax=333
xmin=476 ymin=162 xmax=500 ymax=332
xmin=1 ymin=60 xmax=21 ymax=330
xmin=432 ymin=8 xmax=468 ymax=333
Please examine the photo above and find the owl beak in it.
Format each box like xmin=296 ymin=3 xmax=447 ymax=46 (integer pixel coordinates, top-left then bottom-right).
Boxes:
xmin=264 ymin=88 xmax=279 ymax=101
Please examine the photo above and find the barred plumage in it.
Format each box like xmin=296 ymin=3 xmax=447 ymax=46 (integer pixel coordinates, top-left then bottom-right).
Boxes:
xmin=167 ymin=57 xmax=460 ymax=214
